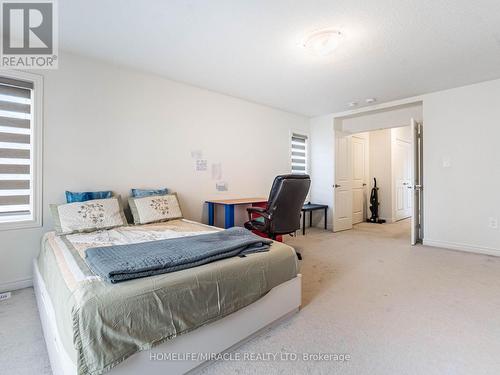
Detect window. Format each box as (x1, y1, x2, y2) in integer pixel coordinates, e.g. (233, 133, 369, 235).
(290, 132, 308, 174)
(0, 73, 42, 228)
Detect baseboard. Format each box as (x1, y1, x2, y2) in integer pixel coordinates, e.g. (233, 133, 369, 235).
(0, 277, 33, 293)
(423, 239, 500, 257)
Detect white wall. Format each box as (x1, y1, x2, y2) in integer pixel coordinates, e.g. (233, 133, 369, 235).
(310, 78, 500, 255)
(391, 125, 411, 144)
(423, 79, 500, 254)
(0, 52, 309, 291)
(309, 115, 334, 228)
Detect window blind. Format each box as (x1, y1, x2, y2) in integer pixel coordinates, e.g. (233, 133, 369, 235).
(291, 133, 308, 174)
(0, 77, 33, 222)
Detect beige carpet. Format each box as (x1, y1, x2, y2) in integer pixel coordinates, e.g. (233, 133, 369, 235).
(3, 220, 500, 374)
(0, 286, 51, 374)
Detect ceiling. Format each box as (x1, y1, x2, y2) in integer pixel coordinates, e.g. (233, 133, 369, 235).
(60, 0, 500, 117)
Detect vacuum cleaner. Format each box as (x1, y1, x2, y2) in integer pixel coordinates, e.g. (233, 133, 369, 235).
(367, 178, 386, 224)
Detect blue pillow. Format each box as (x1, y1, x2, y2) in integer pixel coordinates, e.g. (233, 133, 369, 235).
(131, 188, 168, 198)
(65, 190, 113, 203)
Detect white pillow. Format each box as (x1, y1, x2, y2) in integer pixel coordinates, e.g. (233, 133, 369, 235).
(50, 197, 127, 235)
(128, 193, 183, 225)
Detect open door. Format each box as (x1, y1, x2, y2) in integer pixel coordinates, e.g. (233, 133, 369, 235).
(410, 119, 423, 244)
(333, 132, 353, 232)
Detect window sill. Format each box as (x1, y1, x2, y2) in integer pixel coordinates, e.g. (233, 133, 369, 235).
(0, 218, 42, 232)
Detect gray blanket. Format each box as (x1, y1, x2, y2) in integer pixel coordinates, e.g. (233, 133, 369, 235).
(85, 227, 272, 283)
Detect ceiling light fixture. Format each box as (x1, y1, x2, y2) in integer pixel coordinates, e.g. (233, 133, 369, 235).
(365, 98, 377, 104)
(304, 29, 343, 57)
(348, 102, 358, 108)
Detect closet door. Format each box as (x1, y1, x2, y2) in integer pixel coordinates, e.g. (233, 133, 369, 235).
(394, 138, 412, 221)
(352, 135, 368, 224)
(333, 133, 352, 232)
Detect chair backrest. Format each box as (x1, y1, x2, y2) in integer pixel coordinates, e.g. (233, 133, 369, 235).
(266, 174, 311, 234)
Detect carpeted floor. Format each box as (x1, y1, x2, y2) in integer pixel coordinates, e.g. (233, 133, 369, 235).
(0, 285, 51, 374)
(3, 220, 500, 374)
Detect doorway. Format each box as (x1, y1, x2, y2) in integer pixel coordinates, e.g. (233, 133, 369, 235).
(333, 119, 423, 245)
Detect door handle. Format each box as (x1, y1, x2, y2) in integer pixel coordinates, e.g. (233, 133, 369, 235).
(333, 184, 341, 188)
(362, 183, 367, 186)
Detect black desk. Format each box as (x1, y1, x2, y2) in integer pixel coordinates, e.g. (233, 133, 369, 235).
(301, 203, 328, 235)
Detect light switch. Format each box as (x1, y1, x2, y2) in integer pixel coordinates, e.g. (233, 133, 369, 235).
(442, 157, 451, 168)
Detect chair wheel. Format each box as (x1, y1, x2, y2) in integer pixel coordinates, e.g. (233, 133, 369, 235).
(296, 252, 302, 260)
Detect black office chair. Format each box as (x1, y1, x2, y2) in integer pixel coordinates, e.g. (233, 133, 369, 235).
(244, 174, 311, 259)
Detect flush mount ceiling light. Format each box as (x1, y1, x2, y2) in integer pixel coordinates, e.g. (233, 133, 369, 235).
(304, 29, 343, 57)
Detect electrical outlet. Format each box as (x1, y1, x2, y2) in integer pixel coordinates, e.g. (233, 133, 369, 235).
(216, 181, 228, 192)
(0, 292, 11, 302)
(488, 217, 498, 229)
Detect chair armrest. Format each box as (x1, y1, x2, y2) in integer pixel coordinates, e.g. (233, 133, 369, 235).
(247, 207, 270, 221)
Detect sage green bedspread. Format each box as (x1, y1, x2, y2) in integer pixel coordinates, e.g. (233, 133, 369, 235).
(37, 220, 298, 375)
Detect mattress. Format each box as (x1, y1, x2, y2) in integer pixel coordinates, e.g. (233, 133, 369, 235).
(37, 219, 298, 375)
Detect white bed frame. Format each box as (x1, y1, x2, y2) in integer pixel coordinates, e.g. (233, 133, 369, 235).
(33, 260, 301, 375)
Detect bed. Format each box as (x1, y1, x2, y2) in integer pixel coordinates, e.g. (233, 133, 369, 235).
(33, 219, 301, 375)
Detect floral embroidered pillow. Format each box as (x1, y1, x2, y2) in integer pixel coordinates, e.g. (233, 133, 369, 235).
(128, 193, 183, 225)
(50, 197, 127, 235)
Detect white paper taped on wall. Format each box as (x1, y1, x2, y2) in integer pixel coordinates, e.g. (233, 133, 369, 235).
(196, 159, 208, 171)
(211, 163, 222, 180)
(216, 181, 228, 191)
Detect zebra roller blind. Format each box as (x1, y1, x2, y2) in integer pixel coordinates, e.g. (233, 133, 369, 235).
(291, 133, 308, 174)
(0, 77, 34, 222)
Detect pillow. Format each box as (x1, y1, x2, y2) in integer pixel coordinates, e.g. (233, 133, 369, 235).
(128, 193, 183, 225)
(131, 188, 168, 198)
(65, 190, 113, 203)
(51, 197, 127, 235)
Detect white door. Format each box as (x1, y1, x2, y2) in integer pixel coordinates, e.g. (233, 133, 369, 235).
(352, 135, 368, 224)
(394, 138, 412, 221)
(334, 133, 353, 232)
(410, 119, 423, 245)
